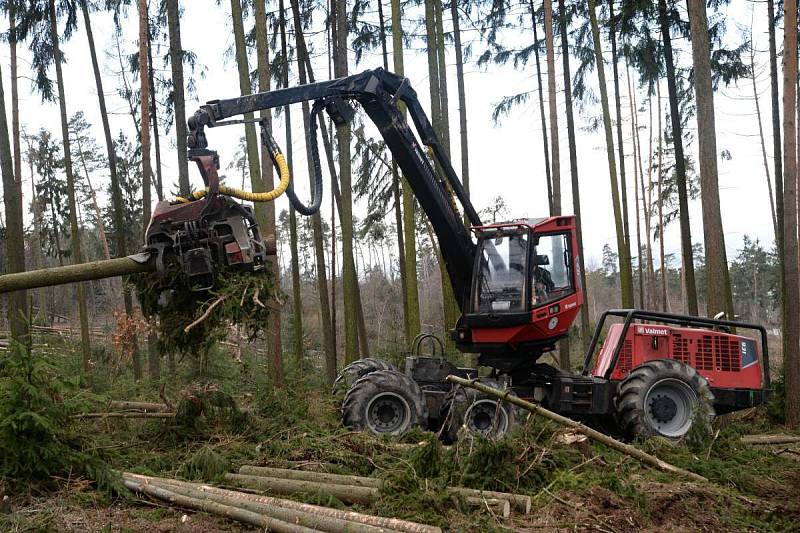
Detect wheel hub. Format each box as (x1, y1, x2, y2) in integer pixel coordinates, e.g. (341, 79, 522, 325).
(643, 378, 697, 438)
(649, 394, 678, 423)
(365, 392, 410, 434)
(465, 400, 508, 437)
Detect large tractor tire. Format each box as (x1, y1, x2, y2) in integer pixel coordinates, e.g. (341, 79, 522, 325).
(331, 357, 396, 396)
(342, 369, 428, 436)
(616, 359, 715, 441)
(440, 378, 519, 443)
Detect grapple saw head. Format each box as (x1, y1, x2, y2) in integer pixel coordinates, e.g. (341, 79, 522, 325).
(143, 150, 273, 291)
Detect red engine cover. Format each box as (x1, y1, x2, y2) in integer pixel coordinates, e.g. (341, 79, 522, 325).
(592, 323, 763, 390)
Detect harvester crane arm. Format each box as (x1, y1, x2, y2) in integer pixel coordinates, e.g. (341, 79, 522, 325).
(186, 68, 481, 311)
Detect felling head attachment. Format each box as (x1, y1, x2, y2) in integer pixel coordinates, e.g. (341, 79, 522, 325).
(143, 151, 270, 291)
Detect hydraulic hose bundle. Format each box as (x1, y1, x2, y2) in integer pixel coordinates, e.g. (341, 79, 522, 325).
(177, 105, 324, 218)
(284, 100, 324, 216)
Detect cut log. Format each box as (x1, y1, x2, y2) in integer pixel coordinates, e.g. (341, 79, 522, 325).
(149, 481, 389, 533)
(224, 473, 379, 504)
(280, 460, 340, 472)
(123, 478, 316, 533)
(124, 473, 441, 533)
(741, 435, 800, 445)
(239, 465, 381, 488)
(73, 412, 175, 419)
(447, 487, 530, 515)
(446, 375, 708, 483)
(464, 497, 510, 518)
(0, 254, 155, 295)
(109, 401, 169, 412)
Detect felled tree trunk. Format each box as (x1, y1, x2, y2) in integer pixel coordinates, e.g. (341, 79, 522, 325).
(0, 256, 154, 295)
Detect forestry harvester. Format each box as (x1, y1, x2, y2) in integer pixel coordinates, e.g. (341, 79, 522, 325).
(0, 69, 770, 442)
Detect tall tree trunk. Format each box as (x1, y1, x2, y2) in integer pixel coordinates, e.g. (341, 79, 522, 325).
(233, 0, 284, 383)
(588, 0, 633, 309)
(767, 0, 784, 303)
(686, 0, 734, 320)
(626, 63, 644, 308)
(229, 0, 264, 222)
(333, 0, 362, 362)
(541, 0, 569, 368)
(0, 64, 27, 345)
(607, 0, 631, 265)
(165, 0, 190, 197)
(451, 0, 470, 223)
(254, 0, 283, 383)
(781, 0, 800, 429)
(543, 0, 559, 217)
(638, 85, 656, 310)
(81, 0, 138, 368)
(558, 0, 590, 349)
(656, 83, 668, 312)
(290, 0, 336, 385)
(24, 138, 49, 323)
(433, 0, 460, 351)
(147, 28, 164, 202)
(138, 0, 159, 380)
(9, 5, 22, 204)
(74, 136, 111, 260)
(279, 0, 304, 368)
(391, 0, 420, 344)
(5, 5, 27, 345)
(330, 189, 337, 363)
(377, 0, 409, 343)
(298, 39, 369, 360)
(658, 0, 697, 315)
(49, 0, 91, 373)
(434, 0, 450, 155)
(750, 37, 779, 243)
(530, 1, 553, 215)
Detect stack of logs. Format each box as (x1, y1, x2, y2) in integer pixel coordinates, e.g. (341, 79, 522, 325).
(123, 463, 533, 531)
(225, 465, 532, 518)
(123, 472, 440, 532)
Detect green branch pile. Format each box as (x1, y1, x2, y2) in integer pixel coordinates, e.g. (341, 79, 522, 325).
(134, 262, 278, 356)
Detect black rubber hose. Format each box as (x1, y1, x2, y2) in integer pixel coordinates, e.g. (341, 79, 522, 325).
(285, 100, 324, 216)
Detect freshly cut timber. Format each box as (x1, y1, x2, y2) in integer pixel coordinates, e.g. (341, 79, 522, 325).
(440, 377, 519, 443)
(616, 359, 715, 440)
(125, 473, 441, 533)
(342, 369, 428, 435)
(332, 357, 396, 395)
(234, 464, 533, 514)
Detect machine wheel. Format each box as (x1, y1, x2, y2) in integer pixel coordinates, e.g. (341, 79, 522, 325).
(440, 378, 518, 443)
(331, 357, 396, 395)
(342, 369, 428, 436)
(616, 359, 715, 441)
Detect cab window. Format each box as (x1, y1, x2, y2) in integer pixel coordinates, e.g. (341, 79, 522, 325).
(532, 233, 572, 307)
(474, 232, 528, 313)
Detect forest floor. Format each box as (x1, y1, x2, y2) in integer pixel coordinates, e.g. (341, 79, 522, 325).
(2, 334, 800, 532)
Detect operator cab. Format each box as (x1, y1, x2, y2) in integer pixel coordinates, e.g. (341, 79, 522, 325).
(455, 216, 583, 365)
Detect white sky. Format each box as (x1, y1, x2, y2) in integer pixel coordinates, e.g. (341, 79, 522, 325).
(0, 0, 780, 268)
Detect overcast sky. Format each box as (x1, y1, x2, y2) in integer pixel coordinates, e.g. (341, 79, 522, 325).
(0, 0, 780, 269)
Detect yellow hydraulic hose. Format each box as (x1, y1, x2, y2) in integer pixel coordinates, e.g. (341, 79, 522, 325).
(176, 151, 290, 204)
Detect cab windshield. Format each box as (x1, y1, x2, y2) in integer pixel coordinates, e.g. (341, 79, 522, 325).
(474, 231, 528, 313)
